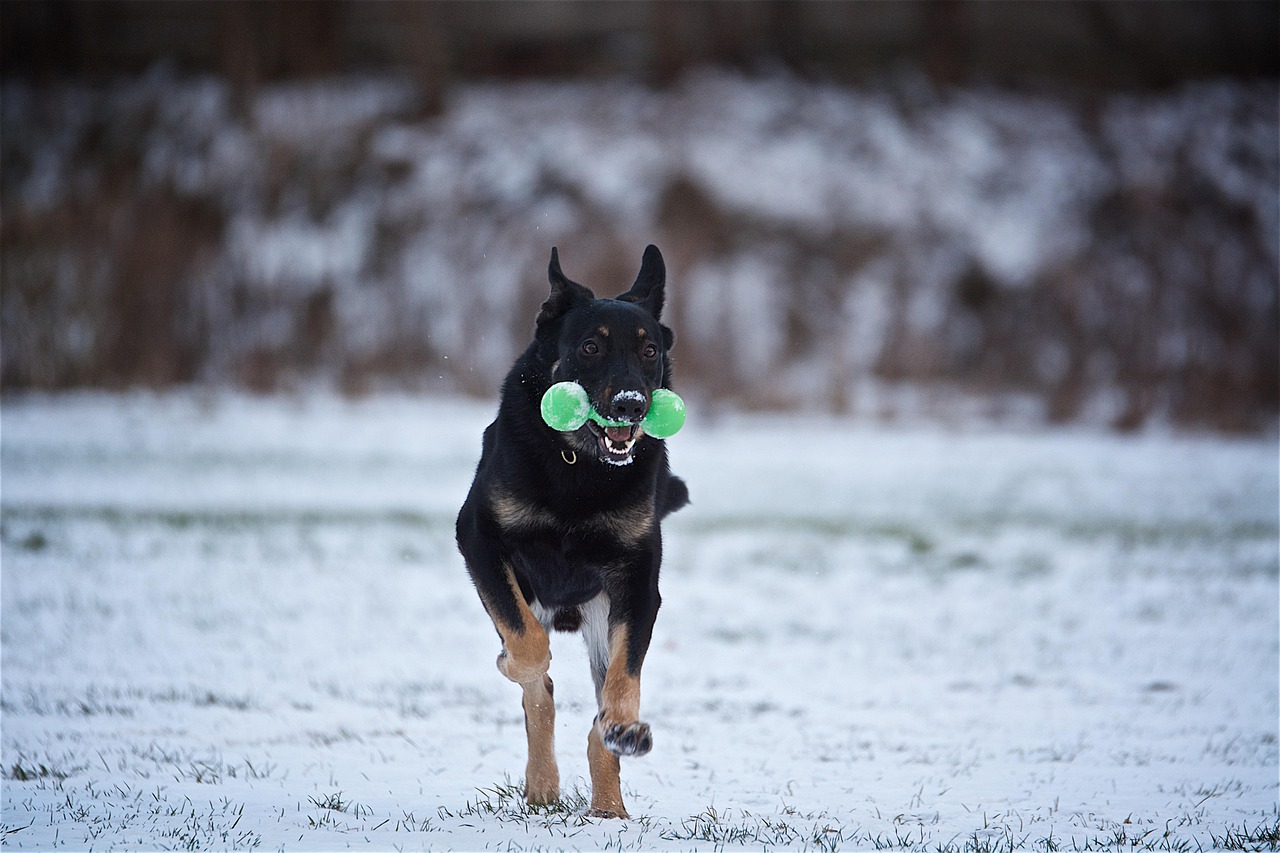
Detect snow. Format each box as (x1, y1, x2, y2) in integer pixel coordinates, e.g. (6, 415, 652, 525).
(2, 391, 1277, 850)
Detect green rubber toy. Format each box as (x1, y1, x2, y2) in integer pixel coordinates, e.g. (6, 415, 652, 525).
(641, 389, 686, 439)
(540, 381, 593, 431)
(541, 382, 686, 439)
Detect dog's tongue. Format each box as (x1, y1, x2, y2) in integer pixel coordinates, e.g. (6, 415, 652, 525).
(605, 426, 634, 444)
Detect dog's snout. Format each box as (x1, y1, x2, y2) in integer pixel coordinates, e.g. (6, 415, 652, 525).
(610, 391, 648, 423)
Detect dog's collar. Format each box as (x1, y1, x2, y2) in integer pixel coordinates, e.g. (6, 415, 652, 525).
(560, 450, 577, 465)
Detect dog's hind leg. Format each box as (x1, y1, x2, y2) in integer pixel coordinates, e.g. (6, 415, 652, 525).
(586, 725, 627, 819)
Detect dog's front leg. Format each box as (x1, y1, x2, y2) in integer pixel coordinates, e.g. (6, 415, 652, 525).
(470, 555, 559, 805)
(585, 578, 659, 818)
(585, 624, 647, 819)
(595, 622, 654, 758)
(517, 671, 559, 806)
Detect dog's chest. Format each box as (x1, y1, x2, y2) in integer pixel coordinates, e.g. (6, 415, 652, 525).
(489, 487, 655, 548)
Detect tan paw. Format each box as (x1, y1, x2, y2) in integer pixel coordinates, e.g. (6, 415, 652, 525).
(524, 776, 560, 807)
(586, 805, 630, 820)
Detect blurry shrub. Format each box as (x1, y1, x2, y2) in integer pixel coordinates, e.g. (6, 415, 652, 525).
(1, 69, 1275, 431)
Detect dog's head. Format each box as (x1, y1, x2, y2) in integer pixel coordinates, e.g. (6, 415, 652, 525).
(535, 245, 674, 467)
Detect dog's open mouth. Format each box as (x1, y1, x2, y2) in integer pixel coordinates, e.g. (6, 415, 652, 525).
(586, 422, 640, 465)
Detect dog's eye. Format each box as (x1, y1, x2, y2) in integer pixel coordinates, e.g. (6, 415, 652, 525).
(581, 340, 600, 356)
(642, 343, 659, 359)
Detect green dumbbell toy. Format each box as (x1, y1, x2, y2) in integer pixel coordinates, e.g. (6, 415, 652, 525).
(541, 382, 686, 439)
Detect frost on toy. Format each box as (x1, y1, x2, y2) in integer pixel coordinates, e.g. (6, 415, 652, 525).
(540, 381, 686, 439)
(540, 381, 593, 431)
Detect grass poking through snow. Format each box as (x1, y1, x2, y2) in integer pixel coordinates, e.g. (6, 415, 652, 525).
(2, 392, 1275, 850)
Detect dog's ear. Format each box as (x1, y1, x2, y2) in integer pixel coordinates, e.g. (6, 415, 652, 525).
(537, 247, 595, 328)
(618, 244, 665, 318)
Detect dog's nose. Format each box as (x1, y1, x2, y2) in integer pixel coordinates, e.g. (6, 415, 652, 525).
(609, 391, 648, 423)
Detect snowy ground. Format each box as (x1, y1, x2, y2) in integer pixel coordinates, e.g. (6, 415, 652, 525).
(1, 391, 1276, 851)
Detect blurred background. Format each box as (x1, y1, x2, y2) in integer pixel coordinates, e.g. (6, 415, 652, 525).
(2, 0, 1276, 432)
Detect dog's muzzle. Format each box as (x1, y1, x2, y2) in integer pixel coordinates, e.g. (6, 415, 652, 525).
(588, 391, 648, 466)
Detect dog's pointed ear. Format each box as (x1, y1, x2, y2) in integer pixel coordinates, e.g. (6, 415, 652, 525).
(537, 247, 594, 327)
(618, 244, 665, 318)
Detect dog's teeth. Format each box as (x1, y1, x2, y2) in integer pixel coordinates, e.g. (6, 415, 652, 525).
(607, 438, 634, 450)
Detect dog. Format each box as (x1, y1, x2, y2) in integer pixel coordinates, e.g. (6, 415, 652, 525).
(455, 244, 689, 819)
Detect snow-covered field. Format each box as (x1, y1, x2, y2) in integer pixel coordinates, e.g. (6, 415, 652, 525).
(2, 391, 1276, 851)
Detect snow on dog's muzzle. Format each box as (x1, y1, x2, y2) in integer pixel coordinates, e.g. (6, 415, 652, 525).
(589, 391, 646, 466)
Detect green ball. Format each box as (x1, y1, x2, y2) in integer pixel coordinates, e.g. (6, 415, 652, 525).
(541, 382, 591, 431)
(542, 382, 686, 439)
(642, 388, 686, 439)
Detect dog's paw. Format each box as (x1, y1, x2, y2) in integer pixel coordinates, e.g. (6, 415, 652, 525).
(587, 806, 630, 820)
(524, 778, 560, 807)
(601, 721, 652, 757)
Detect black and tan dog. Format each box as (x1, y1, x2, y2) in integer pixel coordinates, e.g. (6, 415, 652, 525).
(456, 245, 689, 818)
